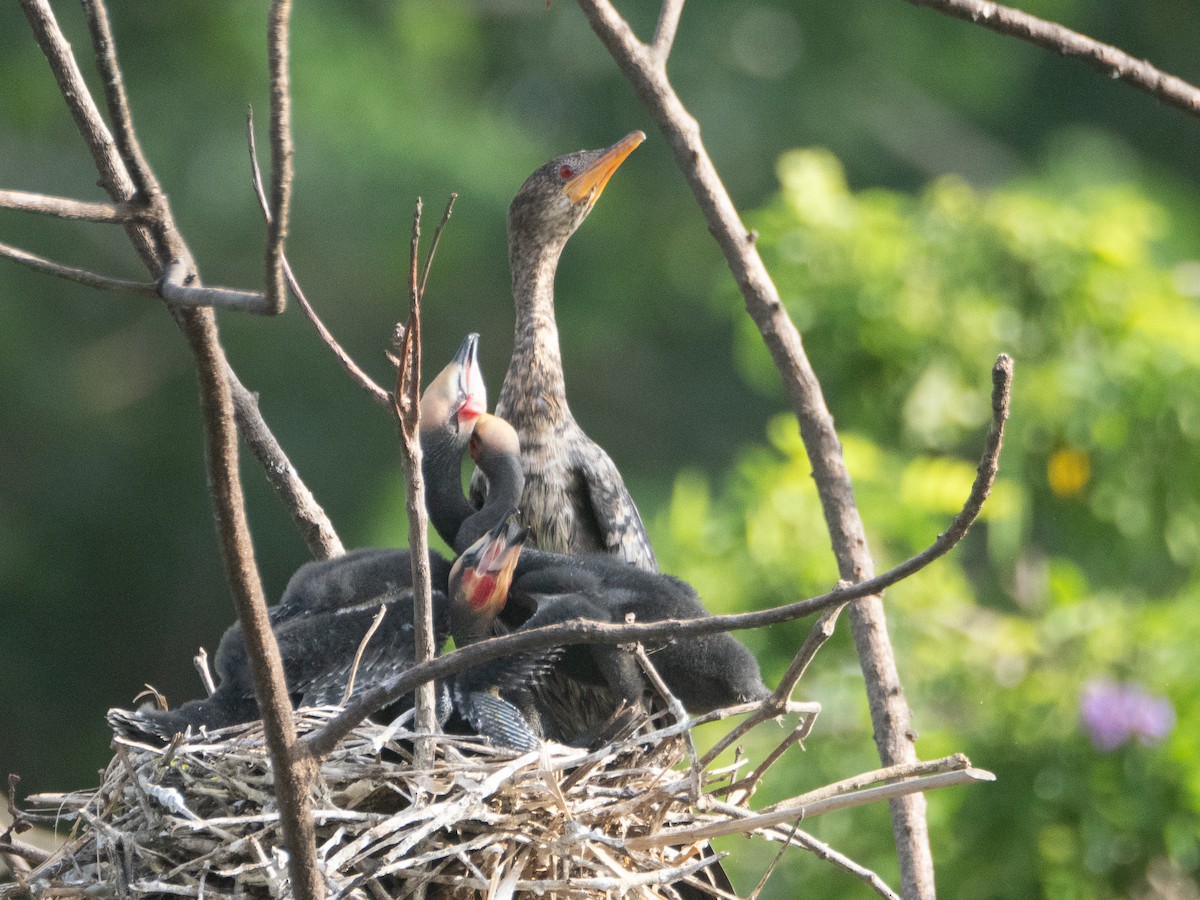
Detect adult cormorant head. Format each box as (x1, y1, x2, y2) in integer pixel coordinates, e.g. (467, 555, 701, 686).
(448, 510, 527, 646)
(419, 332, 486, 440)
(508, 131, 645, 257)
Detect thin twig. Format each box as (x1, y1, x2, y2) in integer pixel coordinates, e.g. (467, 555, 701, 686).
(0, 189, 136, 223)
(194, 648, 217, 697)
(245, 107, 390, 406)
(300, 356, 1011, 759)
(341, 604, 389, 706)
(0, 239, 159, 296)
(417, 194, 457, 301)
(265, 0, 292, 315)
(623, 767, 994, 850)
(904, 0, 1200, 119)
(227, 367, 345, 560)
(748, 823, 901, 900)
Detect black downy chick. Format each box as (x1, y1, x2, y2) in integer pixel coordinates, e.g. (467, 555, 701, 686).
(108, 335, 507, 741)
(446, 521, 770, 751)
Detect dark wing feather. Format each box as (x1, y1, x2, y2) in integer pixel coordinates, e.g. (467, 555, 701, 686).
(571, 438, 658, 572)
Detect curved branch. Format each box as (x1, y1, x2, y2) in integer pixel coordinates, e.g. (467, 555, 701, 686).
(0, 240, 158, 296)
(299, 355, 1011, 760)
(246, 108, 391, 406)
(904, 0, 1200, 119)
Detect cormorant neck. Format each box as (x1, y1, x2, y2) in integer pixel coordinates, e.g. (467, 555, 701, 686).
(423, 430, 474, 552)
(501, 234, 570, 417)
(457, 452, 524, 551)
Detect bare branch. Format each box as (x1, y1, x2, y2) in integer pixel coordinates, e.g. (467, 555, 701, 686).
(0, 189, 136, 223)
(341, 603, 388, 706)
(0, 837, 50, 868)
(300, 356, 1010, 759)
(0, 240, 158, 296)
(81, 0, 162, 210)
(265, 0, 293, 314)
(22, 5, 326, 896)
(575, 1, 941, 890)
(651, 0, 684, 60)
(158, 257, 273, 314)
(626, 766, 994, 850)
(394, 198, 439, 768)
(228, 367, 346, 560)
(417, 194, 457, 302)
(752, 826, 901, 900)
(246, 107, 391, 406)
(905, 0, 1200, 119)
(181, 307, 324, 900)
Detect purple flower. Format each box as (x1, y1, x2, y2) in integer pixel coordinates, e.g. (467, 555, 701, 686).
(1080, 679, 1175, 751)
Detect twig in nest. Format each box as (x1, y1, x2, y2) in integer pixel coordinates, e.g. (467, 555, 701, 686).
(341, 603, 388, 706)
(194, 648, 217, 697)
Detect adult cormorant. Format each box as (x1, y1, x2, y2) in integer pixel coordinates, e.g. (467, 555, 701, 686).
(107, 338, 523, 741)
(478, 131, 659, 572)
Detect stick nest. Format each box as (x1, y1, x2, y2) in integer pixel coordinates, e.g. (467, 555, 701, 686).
(11, 704, 800, 899)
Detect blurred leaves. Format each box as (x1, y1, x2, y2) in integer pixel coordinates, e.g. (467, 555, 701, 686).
(657, 142, 1200, 896)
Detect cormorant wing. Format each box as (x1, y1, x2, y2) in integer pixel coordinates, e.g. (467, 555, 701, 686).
(570, 440, 658, 572)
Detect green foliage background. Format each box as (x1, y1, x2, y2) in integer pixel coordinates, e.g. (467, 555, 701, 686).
(2, 2, 1199, 896)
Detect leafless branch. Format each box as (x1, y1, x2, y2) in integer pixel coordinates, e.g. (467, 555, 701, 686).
(574, 2, 941, 891)
(158, 257, 272, 313)
(181, 302, 324, 900)
(246, 107, 391, 406)
(0, 240, 159, 296)
(744, 820, 901, 900)
(227, 367, 345, 560)
(417, 194, 457, 301)
(19, 3, 326, 896)
(0, 837, 49, 868)
(265, 0, 293, 315)
(625, 765, 994, 850)
(904, 0, 1200, 119)
(0, 189, 136, 223)
(341, 604, 389, 706)
(394, 198, 439, 769)
(300, 355, 1010, 759)
(651, 0, 684, 59)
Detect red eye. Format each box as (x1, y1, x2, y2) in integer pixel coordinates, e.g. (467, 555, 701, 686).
(560, 164, 575, 179)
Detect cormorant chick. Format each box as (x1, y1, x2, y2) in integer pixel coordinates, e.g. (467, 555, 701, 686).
(108, 336, 509, 741)
(448, 523, 771, 751)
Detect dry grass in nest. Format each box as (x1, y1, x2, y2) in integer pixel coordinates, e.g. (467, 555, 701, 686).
(3, 699, 791, 899)
(3, 695, 987, 899)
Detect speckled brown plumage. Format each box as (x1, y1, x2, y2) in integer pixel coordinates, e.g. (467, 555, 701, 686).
(477, 132, 659, 572)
